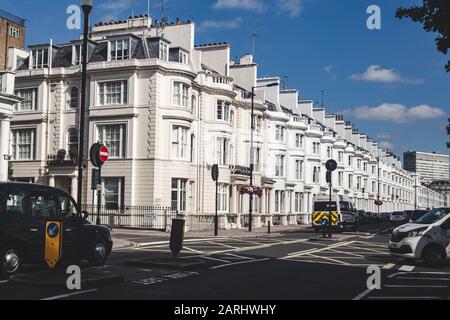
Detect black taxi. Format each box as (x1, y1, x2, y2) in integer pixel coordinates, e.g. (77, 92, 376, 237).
(0, 182, 113, 275)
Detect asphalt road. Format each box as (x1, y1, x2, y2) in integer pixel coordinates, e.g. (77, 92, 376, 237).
(0, 222, 449, 300)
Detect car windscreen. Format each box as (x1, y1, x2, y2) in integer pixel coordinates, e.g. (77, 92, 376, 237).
(415, 208, 450, 225)
(314, 202, 337, 211)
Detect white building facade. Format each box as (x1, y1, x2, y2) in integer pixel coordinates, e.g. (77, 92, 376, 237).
(4, 16, 446, 229)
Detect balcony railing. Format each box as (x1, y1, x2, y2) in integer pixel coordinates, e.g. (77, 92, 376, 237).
(47, 154, 77, 167)
(229, 165, 251, 176)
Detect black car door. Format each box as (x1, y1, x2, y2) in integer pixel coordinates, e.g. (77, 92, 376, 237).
(57, 193, 81, 261)
(27, 191, 58, 263)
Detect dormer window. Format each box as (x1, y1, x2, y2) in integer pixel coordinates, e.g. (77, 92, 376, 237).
(31, 48, 49, 69)
(159, 42, 169, 61)
(179, 51, 188, 64)
(109, 39, 130, 61)
(72, 45, 82, 65)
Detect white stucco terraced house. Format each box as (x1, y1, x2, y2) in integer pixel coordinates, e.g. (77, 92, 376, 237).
(3, 16, 446, 230)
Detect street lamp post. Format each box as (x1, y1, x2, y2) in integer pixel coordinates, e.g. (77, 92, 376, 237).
(249, 82, 279, 232)
(77, 0, 93, 207)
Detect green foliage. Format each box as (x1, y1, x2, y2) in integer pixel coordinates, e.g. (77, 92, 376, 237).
(396, 0, 450, 72)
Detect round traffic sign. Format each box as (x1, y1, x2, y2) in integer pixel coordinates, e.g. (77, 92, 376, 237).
(99, 145, 109, 163)
(47, 222, 60, 238)
(325, 159, 338, 172)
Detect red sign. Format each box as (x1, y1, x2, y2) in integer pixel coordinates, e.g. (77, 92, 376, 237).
(99, 146, 109, 163)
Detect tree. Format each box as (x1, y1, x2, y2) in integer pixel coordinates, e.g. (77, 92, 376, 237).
(396, 0, 450, 72)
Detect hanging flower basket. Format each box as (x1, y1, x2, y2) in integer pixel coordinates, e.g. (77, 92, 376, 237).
(239, 186, 263, 197)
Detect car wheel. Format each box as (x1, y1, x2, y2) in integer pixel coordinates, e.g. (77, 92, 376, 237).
(422, 245, 445, 267)
(1, 248, 23, 276)
(88, 238, 108, 267)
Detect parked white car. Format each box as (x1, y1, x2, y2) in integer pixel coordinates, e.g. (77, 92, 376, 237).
(389, 208, 450, 266)
(390, 211, 408, 224)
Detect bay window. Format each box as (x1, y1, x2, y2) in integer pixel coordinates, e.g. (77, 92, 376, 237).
(217, 137, 230, 166)
(275, 155, 285, 177)
(98, 80, 128, 106)
(171, 126, 188, 160)
(15, 88, 37, 111)
(217, 100, 230, 121)
(295, 160, 303, 180)
(171, 178, 187, 212)
(11, 129, 35, 160)
(97, 123, 127, 158)
(173, 82, 189, 107)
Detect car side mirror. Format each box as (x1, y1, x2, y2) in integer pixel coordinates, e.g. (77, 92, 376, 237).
(81, 211, 89, 219)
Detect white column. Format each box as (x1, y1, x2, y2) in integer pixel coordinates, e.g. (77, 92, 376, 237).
(71, 175, 78, 202)
(0, 117, 11, 182)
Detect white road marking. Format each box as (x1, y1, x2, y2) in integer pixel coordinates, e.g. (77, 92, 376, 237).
(183, 246, 206, 254)
(396, 277, 450, 281)
(282, 241, 355, 259)
(352, 288, 373, 300)
(383, 263, 396, 270)
(225, 253, 254, 260)
(399, 265, 415, 272)
(307, 254, 349, 265)
(41, 289, 99, 300)
(210, 258, 270, 270)
(0, 280, 9, 284)
(388, 271, 450, 279)
(200, 256, 230, 263)
(208, 241, 238, 249)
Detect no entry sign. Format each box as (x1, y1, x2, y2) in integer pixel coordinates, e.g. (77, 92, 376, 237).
(99, 145, 109, 163)
(90, 143, 109, 167)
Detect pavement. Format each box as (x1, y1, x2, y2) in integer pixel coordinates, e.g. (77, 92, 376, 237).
(1, 221, 449, 300)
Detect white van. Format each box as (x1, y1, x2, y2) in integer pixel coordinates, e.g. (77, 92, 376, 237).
(312, 195, 356, 232)
(389, 207, 450, 265)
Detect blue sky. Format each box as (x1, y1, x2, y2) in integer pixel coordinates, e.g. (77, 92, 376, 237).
(3, 0, 450, 157)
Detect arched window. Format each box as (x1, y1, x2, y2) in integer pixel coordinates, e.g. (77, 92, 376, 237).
(67, 127, 79, 156)
(191, 95, 197, 116)
(69, 87, 79, 109)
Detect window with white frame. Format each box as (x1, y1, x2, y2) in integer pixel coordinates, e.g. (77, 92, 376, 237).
(372, 181, 376, 193)
(217, 100, 230, 121)
(31, 48, 49, 69)
(72, 45, 82, 65)
(338, 171, 344, 187)
(312, 166, 320, 183)
(190, 134, 195, 163)
(294, 192, 302, 212)
(9, 27, 20, 38)
(102, 177, 124, 209)
(312, 142, 320, 155)
(252, 147, 261, 172)
(11, 129, 35, 160)
(173, 82, 189, 107)
(275, 125, 285, 142)
(363, 162, 367, 172)
(295, 133, 304, 148)
(171, 126, 188, 160)
(275, 190, 285, 213)
(97, 123, 127, 158)
(327, 146, 333, 158)
(217, 184, 229, 213)
(348, 155, 353, 166)
(159, 42, 169, 61)
(171, 178, 187, 212)
(357, 176, 362, 190)
(98, 80, 128, 106)
(67, 128, 78, 154)
(295, 159, 303, 180)
(109, 39, 130, 61)
(69, 87, 79, 109)
(348, 174, 353, 189)
(179, 51, 188, 64)
(191, 95, 197, 115)
(275, 154, 285, 177)
(15, 88, 37, 111)
(216, 137, 230, 166)
(338, 151, 344, 163)
(357, 159, 362, 170)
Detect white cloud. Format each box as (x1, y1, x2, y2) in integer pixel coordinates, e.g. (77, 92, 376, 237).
(379, 141, 395, 151)
(376, 133, 393, 140)
(278, 0, 302, 17)
(198, 17, 243, 31)
(213, 0, 266, 13)
(323, 65, 337, 79)
(98, 1, 130, 11)
(343, 103, 446, 123)
(350, 65, 424, 85)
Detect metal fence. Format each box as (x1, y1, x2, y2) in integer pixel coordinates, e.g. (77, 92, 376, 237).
(81, 205, 178, 231)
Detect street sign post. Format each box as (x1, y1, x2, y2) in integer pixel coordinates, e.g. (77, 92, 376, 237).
(325, 160, 338, 238)
(212, 164, 219, 236)
(89, 144, 109, 225)
(44, 221, 62, 270)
